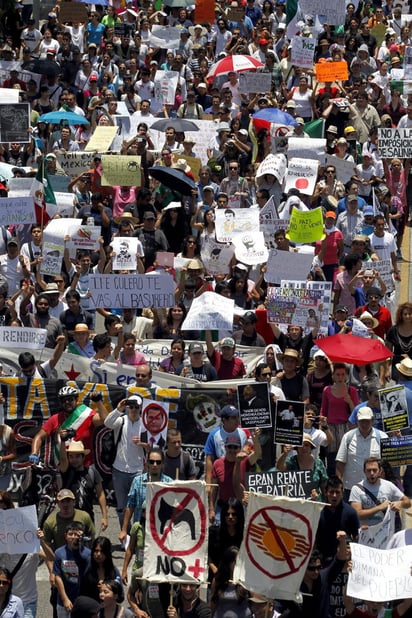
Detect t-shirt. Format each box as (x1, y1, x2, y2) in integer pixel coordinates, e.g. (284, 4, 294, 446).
(53, 544, 91, 606)
(41, 408, 96, 466)
(349, 478, 403, 525)
(61, 465, 102, 520)
(209, 350, 246, 380)
(43, 509, 95, 550)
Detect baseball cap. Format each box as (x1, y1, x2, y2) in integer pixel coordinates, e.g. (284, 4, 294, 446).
(57, 489, 75, 501)
(127, 394, 143, 405)
(241, 311, 257, 324)
(143, 211, 155, 219)
(357, 406, 374, 421)
(221, 337, 235, 348)
(325, 211, 336, 219)
(189, 342, 204, 354)
(221, 405, 239, 418)
(225, 431, 242, 446)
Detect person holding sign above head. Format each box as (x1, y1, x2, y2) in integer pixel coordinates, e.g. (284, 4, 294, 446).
(205, 332, 246, 380)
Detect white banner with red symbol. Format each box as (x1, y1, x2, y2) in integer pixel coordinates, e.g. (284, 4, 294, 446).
(233, 493, 323, 600)
(143, 481, 209, 583)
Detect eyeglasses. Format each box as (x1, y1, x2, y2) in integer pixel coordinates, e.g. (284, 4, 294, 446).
(226, 445, 240, 450)
(261, 372, 272, 377)
(54, 279, 64, 283)
(148, 459, 161, 465)
(229, 167, 238, 170)
(136, 373, 149, 378)
(326, 170, 335, 174)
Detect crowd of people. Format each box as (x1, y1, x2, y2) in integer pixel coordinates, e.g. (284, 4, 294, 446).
(1, 0, 412, 616)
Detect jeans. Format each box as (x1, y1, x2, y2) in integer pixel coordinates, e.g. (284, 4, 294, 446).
(112, 468, 137, 527)
(23, 601, 37, 618)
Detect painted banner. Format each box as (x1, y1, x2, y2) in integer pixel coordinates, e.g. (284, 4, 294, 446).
(0, 197, 35, 226)
(85, 126, 118, 153)
(238, 72, 272, 94)
(101, 155, 141, 187)
(0, 104, 30, 143)
(378, 127, 412, 158)
(266, 286, 324, 331)
(379, 385, 409, 432)
(233, 494, 324, 600)
(284, 157, 319, 196)
(380, 435, 412, 466)
(233, 231, 269, 266)
(358, 507, 395, 549)
(181, 292, 234, 331)
(265, 249, 314, 285)
(143, 481, 209, 583)
(291, 36, 316, 69)
(55, 151, 94, 176)
(287, 207, 325, 243)
(287, 137, 326, 164)
(247, 471, 317, 499)
(214, 209, 259, 243)
(0, 505, 40, 554)
(112, 237, 139, 271)
(88, 273, 175, 309)
(274, 400, 305, 446)
(237, 383, 272, 429)
(348, 543, 412, 602)
(0, 327, 47, 350)
(315, 61, 349, 82)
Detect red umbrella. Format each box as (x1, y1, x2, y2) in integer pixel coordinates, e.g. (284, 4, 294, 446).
(314, 334, 393, 366)
(207, 55, 264, 79)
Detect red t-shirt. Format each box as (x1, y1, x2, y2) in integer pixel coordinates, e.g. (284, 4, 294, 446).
(210, 350, 246, 380)
(212, 456, 251, 502)
(42, 409, 96, 465)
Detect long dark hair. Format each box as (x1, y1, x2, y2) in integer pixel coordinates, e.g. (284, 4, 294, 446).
(90, 536, 117, 579)
(219, 498, 245, 547)
(211, 546, 241, 603)
(0, 567, 12, 607)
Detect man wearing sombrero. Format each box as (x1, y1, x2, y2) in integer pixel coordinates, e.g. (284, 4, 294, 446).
(275, 348, 310, 403)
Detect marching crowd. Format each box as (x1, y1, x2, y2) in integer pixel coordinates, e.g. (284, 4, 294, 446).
(1, 0, 412, 616)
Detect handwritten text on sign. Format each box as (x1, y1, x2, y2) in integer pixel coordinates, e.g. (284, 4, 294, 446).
(88, 274, 175, 309)
(0, 197, 35, 225)
(0, 504, 40, 554)
(378, 127, 412, 158)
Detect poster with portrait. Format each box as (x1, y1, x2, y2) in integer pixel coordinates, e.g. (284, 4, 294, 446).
(0, 103, 30, 143)
(274, 399, 305, 446)
(141, 398, 169, 449)
(237, 382, 272, 429)
(111, 237, 138, 271)
(379, 385, 409, 432)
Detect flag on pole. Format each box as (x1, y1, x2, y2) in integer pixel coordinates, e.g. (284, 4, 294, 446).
(304, 118, 324, 138)
(286, 0, 300, 39)
(30, 162, 57, 224)
(233, 494, 324, 601)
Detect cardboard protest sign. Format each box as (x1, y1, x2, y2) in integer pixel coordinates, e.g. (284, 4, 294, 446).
(291, 36, 316, 69)
(176, 155, 202, 180)
(233, 231, 268, 266)
(370, 22, 386, 46)
(379, 384, 409, 432)
(50, 192, 75, 217)
(358, 508, 395, 549)
(274, 399, 304, 446)
(378, 127, 412, 158)
(141, 398, 169, 448)
(200, 237, 234, 276)
(315, 61, 348, 82)
(0, 197, 35, 226)
(0, 327, 47, 350)
(181, 292, 234, 331)
(154, 71, 180, 106)
(237, 383, 271, 429)
(143, 481, 208, 583)
(111, 237, 139, 271)
(269, 123, 290, 154)
(85, 126, 118, 152)
(404, 45, 412, 80)
(299, 0, 345, 24)
(48, 175, 70, 193)
(325, 154, 356, 184)
(238, 72, 272, 94)
(0, 505, 40, 554)
(247, 470, 317, 499)
(182, 120, 219, 165)
(56, 151, 94, 176)
(348, 543, 412, 602)
(0, 104, 30, 143)
(361, 259, 394, 294)
(287, 137, 326, 164)
(381, 435, 412, 466)
(266, 285, 324, 332)
(281, 280, 332, 336)
(284, 157, 319, 196)
(59, 1, 88, 22)
(101, 155, 141, 186)
(286, 207, 324, 243)
(88, 273, 175, 309)
(215, 208, 259, 243)
(66, 224, 101, 255)
(256, 153, 287, 183)
(265, 249, 314, 285)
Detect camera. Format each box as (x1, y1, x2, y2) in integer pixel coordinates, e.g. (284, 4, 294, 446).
(65, 428, 76, 440)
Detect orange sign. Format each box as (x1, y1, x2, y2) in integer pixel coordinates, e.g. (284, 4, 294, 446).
(194, 0, 216, 23)
(315, 61, 349, 83)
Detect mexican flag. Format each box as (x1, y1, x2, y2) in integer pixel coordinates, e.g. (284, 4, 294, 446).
(30, 161, 57, 225)
(286, 0, 300, 38)
(304, 118, 325, 138)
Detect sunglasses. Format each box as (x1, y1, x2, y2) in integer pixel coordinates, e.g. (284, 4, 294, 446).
(226, 445, 240, 450)
(0, 581, 10, 586)
(148, 459, 161, 465)
(261, 372, 272, 377)
(307, 565, 321, 572)
(136, 373, 149, 378)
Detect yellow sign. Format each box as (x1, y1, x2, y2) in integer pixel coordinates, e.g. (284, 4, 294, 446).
(315, 61, 349, 83)
(176, 155, 202, 180)
(101, 155, 141, 186)
(286, 207, 325, 243)
(85, 126, 118, 152)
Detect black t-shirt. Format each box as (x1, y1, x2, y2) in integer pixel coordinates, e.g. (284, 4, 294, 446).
(61, 465, 101, 520)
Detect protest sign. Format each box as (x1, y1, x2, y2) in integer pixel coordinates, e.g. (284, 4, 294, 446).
(65, 224, 101, 256)
(227, 6, 245, 20)
(0, 197, 35, 226)
(143, 481, 208, 583)
(371, 23, 387, 46)
(281, 280, 332, 335)
(48, 175, 70, 193)
(50, 192, 75, 217)
(85, 126, 118, 152)
(88, 273, 175, 309)
(0, 104, 30, 143)
(200, 237, 234, 276)
(284, 157, 319, 196)
(0, 164, 31, 183)
(404, 45, 412, 80)
(269, 123, 290, 154)
(325, 154, 356, 184)
(381, 435, 412, 466)
(56, 151, 94, 176)
(181, 292, 234, 331)
(0, 65, 41, 89)
(274, 399, 304, 446)
(358, 508, 395, 549)
(291, 36, 316, 69)
(101, 155, 141, 186)
(266, 285, 324, 332)
(255, 154, 287, 183)
(287, 207, 324, 243)
(237, 383, 271, 429)
(379, 384, 409, 432)
(215, 209, 259, 243)
(40, 239, 64, 277)
(112, 237, 139, 271)
(182, 120, 219, 165)
(142, 398, 169, 448)
(176, 155, 202, 180)
(156, 252, 174, 269)
(287, 137, 326, 164)
(234, 494, 323, 600)
(348, 543, 412, 602)
(315, 61, 348, 82)
(59, 1, 88, 22)
(149, 25, 181, 49)
(194, 0, 216, 21)
(0, 505, 39, 554)
(238, 72, 272, 94)
(0, 327, 47, 350)
(265, 249, 314, 285)
(361, 260, 393, 294)
(233, 231, 268, 266)
(299, 0, 346, 24)
(154, 71, 180, 106)
(0, 88, 19, 103)
(247, 470, 317, 499)
(378, 127, 412, 158)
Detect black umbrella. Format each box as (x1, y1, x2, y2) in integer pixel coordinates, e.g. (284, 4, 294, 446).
(22, 59, 61, 76)
(150, 118, 200, 132)
(148, 166, 196, 196)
